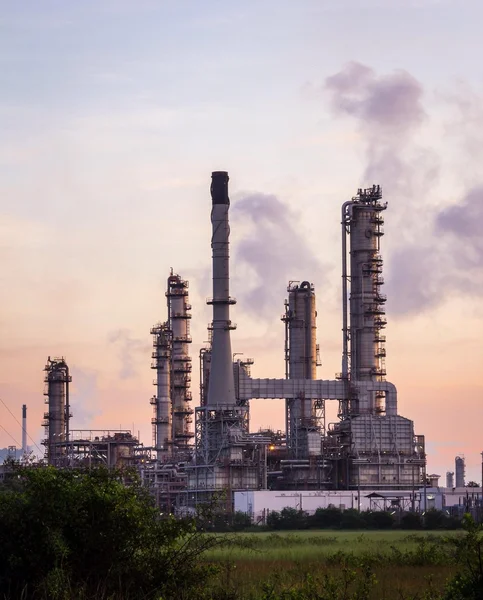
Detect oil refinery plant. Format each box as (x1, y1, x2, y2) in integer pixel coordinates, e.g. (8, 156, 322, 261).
(37, 171, 430, 513)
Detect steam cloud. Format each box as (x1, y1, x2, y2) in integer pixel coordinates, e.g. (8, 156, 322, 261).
(324, 61, 437, 189)
(70, 367, 102, 426)
(324, 62, 483, 315)
(108, 329, 149, 379)
(231, 193, 324, 319)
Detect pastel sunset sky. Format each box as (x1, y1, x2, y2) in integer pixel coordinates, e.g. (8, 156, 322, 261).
(1, 0, 482, 482)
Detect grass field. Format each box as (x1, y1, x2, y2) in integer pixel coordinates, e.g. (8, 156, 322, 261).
(202, 530, 461, 599)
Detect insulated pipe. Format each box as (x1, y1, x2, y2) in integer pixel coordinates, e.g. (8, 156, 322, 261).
(354, 380, 397, 416)
(206, 171, 237, 406)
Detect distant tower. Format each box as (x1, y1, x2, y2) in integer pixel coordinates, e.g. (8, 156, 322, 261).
(42, 357, 71, 466)
(455, 456, 465, 487)
(166, 272, 194, 448)
(281, 281, 323, 458)
(21, 404, 27, 454)
(150, 323, 172, 460)
(446, 471, 454, 488)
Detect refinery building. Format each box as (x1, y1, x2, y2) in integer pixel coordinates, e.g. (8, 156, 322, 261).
(36, 171, 434, 514)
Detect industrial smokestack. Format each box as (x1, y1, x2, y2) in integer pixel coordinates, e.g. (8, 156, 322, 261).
(22, 404, 27, 454)
(206, 171, 237, 406)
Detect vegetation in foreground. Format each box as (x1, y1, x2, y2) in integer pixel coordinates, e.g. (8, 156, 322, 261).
(0, 465, 219, 599)
(0, 465, 482, 599)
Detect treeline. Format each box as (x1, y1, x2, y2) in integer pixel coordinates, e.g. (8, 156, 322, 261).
(207, 506, 463, 532)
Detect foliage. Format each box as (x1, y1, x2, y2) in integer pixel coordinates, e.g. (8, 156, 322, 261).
(340, 509, 367, 530)
(259, 507, 459, 532)
(424, 508, 451, 530)
(443, 514, 483, 600)
(401, 511, 423, 529)
(311, 506, 343, 529)
(257, 562, 377, 600)
(267, 508, 309, 530)
(363, 510, 394, 529)
(0, 465, 220, 600)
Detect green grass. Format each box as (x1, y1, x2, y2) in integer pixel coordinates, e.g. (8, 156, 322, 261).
(204, 529, 460, 561)
(201, 530, 461, 599)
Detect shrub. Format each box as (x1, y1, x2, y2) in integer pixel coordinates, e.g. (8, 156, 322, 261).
(0, 465, 219, 599)
(443, 514, 483, 599)
(340, 508, 367, 529)
(363, 510, 395, 529)
(424, 508, 449, 529)
(310, 506, 343, 529)
(401, 511, 423, 529)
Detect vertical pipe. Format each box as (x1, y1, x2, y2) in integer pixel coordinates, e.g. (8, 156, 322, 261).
(21, 404, 27, 454)
(341, 201, 352, 378)
(65, 364, 70, 447)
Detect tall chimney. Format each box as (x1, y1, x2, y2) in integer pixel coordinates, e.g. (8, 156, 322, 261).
(22, 404, 27, 454)
(206, 171, 237, 406)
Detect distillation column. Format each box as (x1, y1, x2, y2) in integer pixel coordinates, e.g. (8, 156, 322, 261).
(42, 357, 71, 466)
(150, 323, 172, 460)
(343, 186, 387, 415)
(335, 186, 425, 489)
(167, 273, 194, 449)
(282, 281, 322, 457)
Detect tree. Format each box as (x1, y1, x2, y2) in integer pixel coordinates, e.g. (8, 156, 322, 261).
(400, 511, 423, 530)
(443, 514, 483, 600)
(0, 465, 219, 600)
(340, 508, 367, 529)
(424, 508, 448, 530)
(311, 506, 343, 529)
(363, 510, 395, 529)
(467, 481, 480, 488)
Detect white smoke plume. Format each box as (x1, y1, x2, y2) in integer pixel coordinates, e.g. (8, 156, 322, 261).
(324, 62, 445, 315)
(324, 61, 438, 191)
(231, 193, 325, 320)
(108, 329, 150, 379)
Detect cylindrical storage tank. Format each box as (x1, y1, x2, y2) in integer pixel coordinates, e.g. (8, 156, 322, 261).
(455, 456, 465, 487)
(446, 471, 454, 488)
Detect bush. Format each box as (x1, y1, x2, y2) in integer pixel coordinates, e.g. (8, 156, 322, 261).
(443, 515, 483, 599)
(401, 511, 423, 529)
(310, 506, 343, 529)
(340, 508, 367, 529)
(363, 510, 395, 529)
(0, 465, 219, 599)
(424, 508, 449, 529)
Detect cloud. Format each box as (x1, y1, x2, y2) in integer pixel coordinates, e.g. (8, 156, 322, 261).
(108, 329, 150, 379)
(69, 367, 102, 428)
(231, 193, 324, 319)
(323, 62, 446, 316)
(385, 186, 483, 315)
(324, 61, 438, 191)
